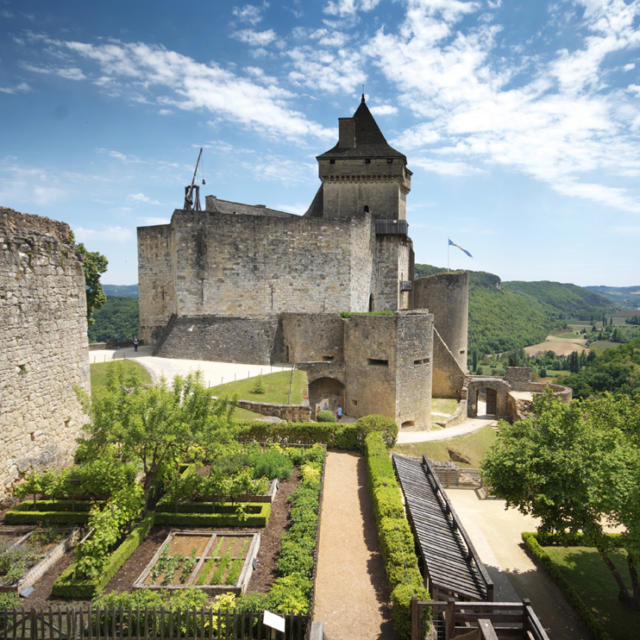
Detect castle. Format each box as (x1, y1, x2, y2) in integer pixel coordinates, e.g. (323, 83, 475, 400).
(138, 97, 469, 427)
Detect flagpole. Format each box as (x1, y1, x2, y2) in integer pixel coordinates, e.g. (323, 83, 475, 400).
(447, 239, 450, 271)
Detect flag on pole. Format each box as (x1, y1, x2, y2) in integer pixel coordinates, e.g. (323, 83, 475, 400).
(448, 238, 472, 258)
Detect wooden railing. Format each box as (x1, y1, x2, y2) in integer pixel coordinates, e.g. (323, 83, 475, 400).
(421, 456, 494, 601)
(0, 606, 309, 640)
(411, 598, 550, 640)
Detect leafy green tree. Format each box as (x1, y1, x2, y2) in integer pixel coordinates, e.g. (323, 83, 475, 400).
(70, 232, 108, 324)
(77, 364, 237, 511)
(482, 390, 640, 608)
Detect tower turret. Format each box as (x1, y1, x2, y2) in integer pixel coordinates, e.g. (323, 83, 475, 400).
(307, 96, 412, 220)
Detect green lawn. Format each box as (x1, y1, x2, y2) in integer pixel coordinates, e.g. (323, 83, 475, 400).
(90, 360, 152, 392)
(431, 398, 459, 415)
(208, 369, 308, 405)
(393, 425, 497, 468)
(589, 340, 618, 355)
(543, 546, 639, 639)
(232, 406, 268, 422)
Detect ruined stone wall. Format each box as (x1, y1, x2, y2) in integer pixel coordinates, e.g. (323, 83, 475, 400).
(0, 208, 89, 500)
(504, 366, 532, 390)
(154, 315, 284, 365)
(137, 224, 175, 344)
(432, 329, 466, 398)
(412, 271, 469, 370)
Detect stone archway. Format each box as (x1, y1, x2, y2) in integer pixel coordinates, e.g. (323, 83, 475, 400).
(467, 377, 511, 419)
(309, 377, 345, 417)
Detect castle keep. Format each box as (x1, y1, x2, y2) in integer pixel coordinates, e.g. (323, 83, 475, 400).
(0, 208, 90, 499)
(138, 98, 469, 427)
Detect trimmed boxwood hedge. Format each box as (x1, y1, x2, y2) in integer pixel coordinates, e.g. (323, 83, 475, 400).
(52, 514, 155, 599)
(521, 532, 614, 640)
(237, 414, 397, 451)
(364, 432, 430, 639)
(154, 503, 270, 527)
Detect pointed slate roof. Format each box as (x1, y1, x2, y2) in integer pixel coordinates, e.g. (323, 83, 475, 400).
(317, 95, 406, 160)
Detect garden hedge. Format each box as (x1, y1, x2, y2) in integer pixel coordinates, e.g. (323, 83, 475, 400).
(237, 414, 397, 451)
(364, 432, 430, 639)
(5, 500, 94, 525)
(154, 503, 271, 527)
(52, 514, 155, 599)
(521, 532, 613, 640)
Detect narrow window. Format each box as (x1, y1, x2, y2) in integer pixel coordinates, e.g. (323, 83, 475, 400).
(352, 399, 358, 406)
(368, 358, 388, 366)
(322, 355, 334, 362)
(330, 159, 335, 164)
(387, 158, 393, 164)
(364, 158, 371, 164)
(413, 357, 430, 365)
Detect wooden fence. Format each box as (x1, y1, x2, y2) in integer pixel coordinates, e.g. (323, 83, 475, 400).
(411, 598, 550, 640)
(0, 607, 309, 640)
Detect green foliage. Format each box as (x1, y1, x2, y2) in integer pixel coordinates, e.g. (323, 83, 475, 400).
(73, 486, 144, 580)
(249, 375, 266, 394)
(364, 432, 431, 638)
(483, 390, 640, 607)
(0, 592, 19, 608)
(208, 369, 307, 405)
(356, 414, 398, 447)
(558, 337, 640, 398)
(316, 409, 336, 422)
(71, 234, 108, 325)
(88, 296, 139, 343)
(154, 503, 270, 527)
(4, 507, 89, 526)
(78, 367, 237, 510)
(522, 533, 614, 640)
(89, 360, 152, 392)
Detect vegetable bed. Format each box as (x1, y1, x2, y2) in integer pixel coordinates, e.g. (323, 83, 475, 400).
(134, 531, 259, 595)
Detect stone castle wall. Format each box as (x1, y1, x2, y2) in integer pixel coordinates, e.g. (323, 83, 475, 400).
(0, 207, 89, 500)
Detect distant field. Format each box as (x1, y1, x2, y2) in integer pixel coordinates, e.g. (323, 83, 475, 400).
(524, 337, 589, 357)
(589, 340, 619, 355)
(393, 425, 497, 468)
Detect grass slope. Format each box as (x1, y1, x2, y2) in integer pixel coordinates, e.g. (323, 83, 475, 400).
(208, 369, 308, 405)
(543, 545, 635, 640)
(90, 361, 152, 392)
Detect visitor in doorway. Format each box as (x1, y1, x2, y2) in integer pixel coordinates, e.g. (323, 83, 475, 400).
(133, 337, 139, 352)
(336, 406, 343, 421)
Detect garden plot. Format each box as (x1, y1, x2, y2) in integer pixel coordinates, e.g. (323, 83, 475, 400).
(0, 526, 81, 592)
(134, 531, 259, 594)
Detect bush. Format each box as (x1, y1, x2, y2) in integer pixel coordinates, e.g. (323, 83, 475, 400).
(364, 431, 430, 639)
(250, 376, 266, 394)
(316, 410, 336, 422)
(357, 414, 398, 448)
(154, 504, 270, 527)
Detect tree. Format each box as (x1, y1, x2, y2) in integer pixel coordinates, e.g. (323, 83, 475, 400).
(77, 364, 237, 511)
(70, 232, 108, 324)
(482, 390, 640, 608)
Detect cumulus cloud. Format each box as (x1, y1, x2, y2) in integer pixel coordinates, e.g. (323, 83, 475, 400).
(232, 3, 268, 25)
(29, 36, 332, 141)
(75, 225, 134, 243)
(370, 104, 398, 116)
(232, 29, 277, 47)
(0, 81, 30, 94)
(129, 192, 162, 205)
(324, 0, 381, 16)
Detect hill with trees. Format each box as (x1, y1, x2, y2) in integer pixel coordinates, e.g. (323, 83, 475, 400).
(586, 285, 640, 308)
(88, 296, 139, 343)
(415, 264, 615, 359)
(102, 284, 138, 297)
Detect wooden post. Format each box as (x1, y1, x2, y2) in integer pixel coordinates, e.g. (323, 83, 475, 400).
(445, 598, 456, 640)
(522, 598, 531, 631)
(410, 596, 419, 640)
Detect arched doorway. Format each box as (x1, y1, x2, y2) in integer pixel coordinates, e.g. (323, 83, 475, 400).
(309, 377, 345, 418)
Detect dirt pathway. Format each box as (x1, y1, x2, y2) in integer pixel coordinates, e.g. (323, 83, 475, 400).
(314, 452, 394, 640)
(446, 489, 591, 640)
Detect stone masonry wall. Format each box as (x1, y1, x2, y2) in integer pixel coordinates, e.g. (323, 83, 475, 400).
(172, 210, 374, 318)
(280, 313, 344, 363)
(0, 207, 89, 500)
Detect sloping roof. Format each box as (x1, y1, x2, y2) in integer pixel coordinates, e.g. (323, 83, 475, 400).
(393, 454, 492, 601)
(318, 95, 406, 160)
(204, 197, 298, 219)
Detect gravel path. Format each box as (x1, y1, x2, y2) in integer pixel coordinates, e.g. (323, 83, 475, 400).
(396, 416, 496, 443)
(314, 452, 395, 640)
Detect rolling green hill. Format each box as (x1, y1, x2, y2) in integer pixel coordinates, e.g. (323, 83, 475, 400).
(415, 265, 615, 358)
(586, 285, 640, 309)
(88, 296, 139, 343)
(102, 284, 138, 297)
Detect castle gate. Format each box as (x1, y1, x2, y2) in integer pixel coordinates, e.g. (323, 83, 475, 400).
(309, 377, 345, 417)
(466, 377, 511, 420)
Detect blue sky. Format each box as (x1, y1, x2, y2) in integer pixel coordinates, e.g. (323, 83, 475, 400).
(1, 0, 639, 286)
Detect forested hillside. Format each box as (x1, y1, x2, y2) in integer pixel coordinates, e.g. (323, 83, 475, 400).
(415, 264, 615, 358)
(586, 285, 640, 308)
(557, 337, 640, 398)
(88, 296, 139, 343)
(102, 284, 138, 297)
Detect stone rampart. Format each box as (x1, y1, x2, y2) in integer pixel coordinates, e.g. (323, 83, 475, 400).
(154, 315, 284, 365)
(0, 207, 89, 500)
(236, 400, 312, 422)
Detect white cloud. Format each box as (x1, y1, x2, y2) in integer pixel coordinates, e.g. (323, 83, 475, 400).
(623, 62, 635, 71)
(232, 3, 268, 25)
(232, 29, 277, 47)
(324, 0, 381, 16)
(288, 46, 366, 93)
(0, 81, 30, 94)
(412, 156, 482, 176)
(139, 216, 171, 226)
(370, 104, 398, 116)
(32, 36, 332, 141)
(129, 192, 162, 205)
(23, 63, 86, 80)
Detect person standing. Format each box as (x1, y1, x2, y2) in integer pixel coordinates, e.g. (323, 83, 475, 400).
(336, 406, 343, 421)
(133, 337, 139, 352)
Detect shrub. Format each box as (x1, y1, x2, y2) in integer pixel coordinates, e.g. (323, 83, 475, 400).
(364, 431, 431, 639)
(250, 376, 266, 394)
(356, 414, 398, 448)
(316, 410, 336, 422)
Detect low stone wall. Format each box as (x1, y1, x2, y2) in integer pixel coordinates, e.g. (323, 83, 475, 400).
(237, 399, 312, 422)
